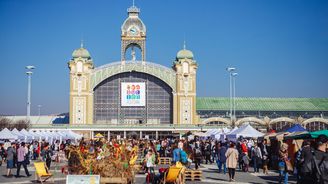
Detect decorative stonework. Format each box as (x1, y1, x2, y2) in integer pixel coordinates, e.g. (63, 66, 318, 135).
(121, 5, 146, 63)
(91, 61, 176, 92)
(73, 97, 86, 124)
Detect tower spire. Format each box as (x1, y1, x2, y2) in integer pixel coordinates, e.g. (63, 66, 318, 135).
(133, 0, 135, 7)
(80, 39, 84, 48)
(183, 40, 186, 50)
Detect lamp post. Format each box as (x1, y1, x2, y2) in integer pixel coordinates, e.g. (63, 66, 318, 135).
(26, 65, 35, 121)
(232, 72, 238, 124)
(226, 67, 236, 125)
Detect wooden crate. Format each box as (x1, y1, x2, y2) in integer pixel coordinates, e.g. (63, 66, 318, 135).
(159, 157, 172, 165)
(184, 169, 202, 181)
(100, 177, 128, 184)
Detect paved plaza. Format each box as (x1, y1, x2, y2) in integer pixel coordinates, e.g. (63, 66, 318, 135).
(0, 161, 297, 184)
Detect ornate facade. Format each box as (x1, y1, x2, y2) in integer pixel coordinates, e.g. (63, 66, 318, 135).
(68, 5, 198, 126)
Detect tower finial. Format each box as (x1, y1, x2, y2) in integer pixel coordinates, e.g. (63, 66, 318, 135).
(183, 40, 186, 50)
(80, 39, 84, 48)
(133, 0, 135, 7)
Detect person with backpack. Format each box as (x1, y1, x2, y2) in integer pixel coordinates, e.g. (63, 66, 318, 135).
(313, 135, 328, 184)
(193, 144, 202, 170)
(298, 140, 314, 184)
(251, 143, 262, 173)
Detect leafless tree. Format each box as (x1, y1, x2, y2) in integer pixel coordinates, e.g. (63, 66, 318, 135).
(0, 117, 30, 130)
(0, 117, 12, 130)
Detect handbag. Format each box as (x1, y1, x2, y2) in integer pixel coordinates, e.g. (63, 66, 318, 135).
(284, 160, 293, 172)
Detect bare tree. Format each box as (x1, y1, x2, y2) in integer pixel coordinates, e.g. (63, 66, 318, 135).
(0, 117, 12, 130)
(0, 117, 30, 131)
(14, 119, 31, 130)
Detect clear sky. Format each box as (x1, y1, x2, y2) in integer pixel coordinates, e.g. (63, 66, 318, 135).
(1, 0, 328, 115)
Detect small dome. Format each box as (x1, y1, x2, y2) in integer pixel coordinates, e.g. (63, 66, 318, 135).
(72, 47, 91, 59)
(177, 49, 194, 60)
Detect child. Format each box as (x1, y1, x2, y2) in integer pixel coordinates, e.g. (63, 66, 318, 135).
(242, 153, 250, 172)
(262, 155, 269, 174)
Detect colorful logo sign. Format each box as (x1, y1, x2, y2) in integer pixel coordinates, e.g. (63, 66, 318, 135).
(121, 82, 145, 106)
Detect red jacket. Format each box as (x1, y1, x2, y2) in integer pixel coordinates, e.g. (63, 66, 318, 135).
(241, 143, 248, 153)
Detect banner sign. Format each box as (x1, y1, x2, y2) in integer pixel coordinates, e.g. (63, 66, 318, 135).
(121, 82, 145, 106)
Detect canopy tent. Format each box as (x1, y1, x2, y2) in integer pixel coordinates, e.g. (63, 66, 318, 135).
(222, 127, 231, 134)
(288, 129, 328, 140)
(0, 128, 18, 140)
(284, 131, 309, 140)
(11, 128, 25, 140)
(67, 130, 83, 139)
(192, 132, 208, 137)
(19, 129, 34, 140)
(218, 127, 237, 141)
(205, 129, 221, 137)
(228, 127, 239, 135)
(226, 125, 264, 141)
(285, 124, 307, 133)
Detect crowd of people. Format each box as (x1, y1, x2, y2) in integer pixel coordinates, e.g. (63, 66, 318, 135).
(0, 140, 69, 178)
(0, 133, 327, 184)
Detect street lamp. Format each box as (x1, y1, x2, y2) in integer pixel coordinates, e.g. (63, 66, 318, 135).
(26, 65, 35, 121)
(226, 67, 236, 124)
(232, 72, 238, 123)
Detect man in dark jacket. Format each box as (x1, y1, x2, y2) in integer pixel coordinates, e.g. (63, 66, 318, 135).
(218, 143, 227, 174)
(299, 141, 315, 184)
(313, 135, 328, 184)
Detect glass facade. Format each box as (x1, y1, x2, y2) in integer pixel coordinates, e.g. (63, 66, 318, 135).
(94, 72, 173, 124)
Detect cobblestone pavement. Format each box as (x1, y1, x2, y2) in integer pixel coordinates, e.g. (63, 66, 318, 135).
(0, 161, 297, 184)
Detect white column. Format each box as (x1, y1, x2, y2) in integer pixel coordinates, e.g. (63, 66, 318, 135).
(140, 131, 143, 139)
(155, 131, 158, 140)
(123, 131, 126, 139)
(108, 131, 110, 140)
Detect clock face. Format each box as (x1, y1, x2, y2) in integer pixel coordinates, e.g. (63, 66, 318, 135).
(129, 27, 139, 36)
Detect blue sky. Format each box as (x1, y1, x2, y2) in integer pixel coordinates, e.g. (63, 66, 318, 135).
(1, 0, 327, 115)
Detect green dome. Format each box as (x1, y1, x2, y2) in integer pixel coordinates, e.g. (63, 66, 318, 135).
(176, 49, 194, 59)
(72, 47, 91, 59)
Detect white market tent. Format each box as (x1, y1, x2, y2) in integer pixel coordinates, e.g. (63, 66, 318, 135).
(0, 128, 18, 140)
(11, 128, 26, 140)
(218, 127, 238, 141)
(19, 129, 34, 141)
(226, 125, 264, 141)
(205, 129, 221, 137)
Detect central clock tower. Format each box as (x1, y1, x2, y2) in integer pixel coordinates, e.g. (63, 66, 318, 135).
(121, 4, 146, 64)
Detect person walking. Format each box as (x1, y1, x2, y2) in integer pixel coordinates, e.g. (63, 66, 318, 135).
(226, 142, 239, 182)
(278, 143, 289, 184)
(218, 143, 227, 174)
(16, 142, 31, 177)
(43, 143, 53, 169)
(6, 142, 16, 177)
(205, 141, 212, 164)
(193, 144, 202, 170)
(298, 140, 314, 184)
(251, 143, 262, 173)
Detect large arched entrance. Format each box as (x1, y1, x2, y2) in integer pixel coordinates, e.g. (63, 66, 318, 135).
(93, 72, 173, 125)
